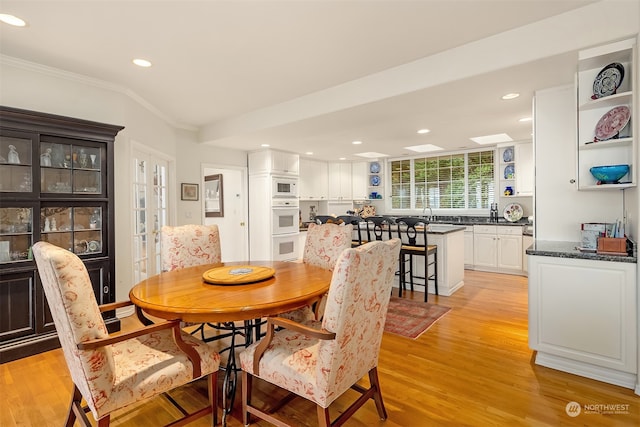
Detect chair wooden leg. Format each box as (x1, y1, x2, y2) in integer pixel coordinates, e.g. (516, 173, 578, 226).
(64, 386, 81, 427)
(368, 367, 387, 420)
(409, 254, 413, 292)
(433, 251, 438, 295)
(316, 405, 331, 427)
(97, 415, 110, 427)
(242, 371, 252, 427)
(209, 372, 218, 427)
(398, 254, 404, 297)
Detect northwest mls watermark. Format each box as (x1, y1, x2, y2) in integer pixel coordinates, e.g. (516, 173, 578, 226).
(565, 401, 631, 417)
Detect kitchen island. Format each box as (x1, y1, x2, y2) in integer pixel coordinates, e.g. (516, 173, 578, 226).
(355, 222, 466, 297)
(422, 224, 466, 296)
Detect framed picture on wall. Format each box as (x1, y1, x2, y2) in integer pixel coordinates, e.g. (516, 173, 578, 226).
(181, 183, 199, 201)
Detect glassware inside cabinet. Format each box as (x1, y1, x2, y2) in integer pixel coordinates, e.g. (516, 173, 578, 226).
(40, 207, 72, 251)
(73, 207, 102, 254)
(0, 207, 33, 262)
(0, 135, 33, 192)
(73, 169, 101, 194)
(42, 168, 72, 193)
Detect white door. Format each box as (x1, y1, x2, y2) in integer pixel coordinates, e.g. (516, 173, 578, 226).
(131, 148, 171, 282)
(202, 166, 248, 262)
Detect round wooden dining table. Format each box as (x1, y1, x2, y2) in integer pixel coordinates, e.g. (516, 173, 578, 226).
(129, 260, 333, 426)
(129, 260, 334, 323)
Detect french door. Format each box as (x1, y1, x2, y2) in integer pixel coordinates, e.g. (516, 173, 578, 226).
(131, 147, 171, 282)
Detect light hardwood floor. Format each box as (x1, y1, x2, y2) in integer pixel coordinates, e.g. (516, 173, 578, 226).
(1, 270, 638, 426)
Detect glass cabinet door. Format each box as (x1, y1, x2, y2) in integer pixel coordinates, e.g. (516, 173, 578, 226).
(0, 207, 33, 263)
(40, 138, 102, 195)
(40, 206, 103, 255)
(0, 134, 33, 193)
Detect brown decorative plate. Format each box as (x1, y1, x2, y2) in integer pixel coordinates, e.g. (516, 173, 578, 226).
(202, 265, 275, 285)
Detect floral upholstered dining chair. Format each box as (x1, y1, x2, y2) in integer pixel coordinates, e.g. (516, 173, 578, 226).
(32, 241, 220, 427)
(160, 224, 221, 271)
(239, 238, 401, 427)
(280, 222, 353, 322)
(160, 224, 223, 340)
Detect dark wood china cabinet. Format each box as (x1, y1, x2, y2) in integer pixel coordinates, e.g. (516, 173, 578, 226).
(0, 106, 123, 363)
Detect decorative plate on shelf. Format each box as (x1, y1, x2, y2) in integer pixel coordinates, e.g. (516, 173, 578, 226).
(370, 175, 381, 186)
(87, 240, 101, 252)
(502, 147, 514, 162)
(504, 164, 515, 179)
(503, 203, 523, 223)
(369, 161, 381, 174)
(594, 105, 630, 141)
(592, 62, 624, 99)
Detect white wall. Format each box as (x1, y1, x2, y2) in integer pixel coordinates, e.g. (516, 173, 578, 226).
(0, 59, 248, 302)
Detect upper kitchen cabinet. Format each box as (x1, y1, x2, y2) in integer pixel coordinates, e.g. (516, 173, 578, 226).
(577, 38, 636, 190)
(327, 162, 352, 201)
(351, 161, 369, 201)
(248, 149, 299, 176)
(299, 158, 328, 200)
(498, 142, 533, 198)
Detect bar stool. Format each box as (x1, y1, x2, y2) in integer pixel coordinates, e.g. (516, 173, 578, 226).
(394, 217, 438, 302)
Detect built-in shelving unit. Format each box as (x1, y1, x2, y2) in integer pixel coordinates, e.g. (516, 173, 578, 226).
(577, 38, 636, 190)
(368, 161, 383, 199)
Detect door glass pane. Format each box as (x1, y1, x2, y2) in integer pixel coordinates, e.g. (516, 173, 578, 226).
(132, 152, 170, 281)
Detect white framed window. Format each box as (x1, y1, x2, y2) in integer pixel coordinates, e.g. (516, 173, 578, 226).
(389, 150, 495, 210)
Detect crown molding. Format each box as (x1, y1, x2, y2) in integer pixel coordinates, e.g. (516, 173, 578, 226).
(0, 55, 197, 132)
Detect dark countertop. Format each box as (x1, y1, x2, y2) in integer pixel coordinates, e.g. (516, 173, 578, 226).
(526, 240, 637, 263)
(300, 215, 530, 232)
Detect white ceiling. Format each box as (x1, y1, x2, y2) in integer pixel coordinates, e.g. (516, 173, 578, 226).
(0, 1, 600, 161)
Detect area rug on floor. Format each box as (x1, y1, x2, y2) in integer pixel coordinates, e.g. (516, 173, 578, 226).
(384, 296, 451, 339)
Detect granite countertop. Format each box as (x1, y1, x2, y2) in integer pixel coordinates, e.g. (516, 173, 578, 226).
(300, 215, 530, 232)
(526, 240, 637, 263)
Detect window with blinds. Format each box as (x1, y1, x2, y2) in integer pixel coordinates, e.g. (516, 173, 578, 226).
(389, 150, 494, 210)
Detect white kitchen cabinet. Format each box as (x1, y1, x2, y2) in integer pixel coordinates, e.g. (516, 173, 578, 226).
(577, 38, 636, 190)
(299, 158, 328, 200)
(328, 162, 352, 200)
(248, 149, 299, 176)
(473, 225, 522, 273)
(522, 235, 533, 274)
(351, 162, 369, 200)
(463, 226, 474, 268)
(515, 142, 533, 196)
(528, 254, 637, 388)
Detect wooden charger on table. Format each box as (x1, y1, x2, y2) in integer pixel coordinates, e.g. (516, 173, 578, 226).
(597, 237, 627, 256)
(203, 265, 275, 285)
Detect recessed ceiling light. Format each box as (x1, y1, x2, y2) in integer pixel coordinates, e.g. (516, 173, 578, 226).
(470, 133, 513, 145)
(0, 14, 26, 27)
(261, 144, 270, 147)
(338, 157, 346, 161)
(352, 140, 363, 145)
(417, 129, 431, 134)
(404, 144, 443, 153)
(519, 117, 532, 122)
(501, 93, 520, 100)
(305, 151, 313, 155)
(354, 152, 388, 159)
(132, 58, 152, 67)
